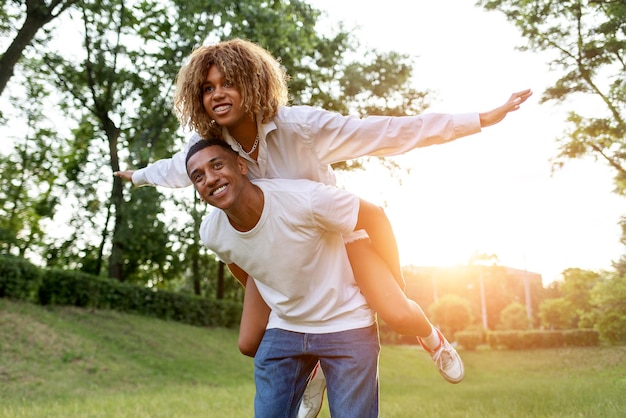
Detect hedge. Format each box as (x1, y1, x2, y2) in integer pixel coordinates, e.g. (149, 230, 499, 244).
(0, 254, 41, 301)
(454, 330, 484, 350)
(1, 255, 241, 329)
(485, 329, 599, 350)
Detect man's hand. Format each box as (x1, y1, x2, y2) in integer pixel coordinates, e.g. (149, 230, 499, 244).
(479, 89, 532, 127)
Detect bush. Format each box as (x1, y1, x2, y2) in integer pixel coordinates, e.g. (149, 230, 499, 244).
(0, 255, 41, 301)
(454, 331, 483, 350)
(498, 302, 529, 330)
(0, 255, 241, 329)
(487, 329, 599, 349)
(563, 329, 599, 347)
(429, 294, 473, 338)
(526, 330, 564, 348)
(37, 268, 242, 328)
(488, 330, 529, 349)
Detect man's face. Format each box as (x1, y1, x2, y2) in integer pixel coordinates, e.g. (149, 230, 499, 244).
(186, 145, 247, 210)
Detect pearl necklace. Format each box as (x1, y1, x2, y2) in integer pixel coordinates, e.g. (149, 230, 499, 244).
(236, 134, 259, 155)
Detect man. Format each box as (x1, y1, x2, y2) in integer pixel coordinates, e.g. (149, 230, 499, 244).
(186, 138, 402, 417)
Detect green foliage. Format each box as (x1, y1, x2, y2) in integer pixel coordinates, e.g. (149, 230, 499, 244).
(498, 301, 529, 330)
(0, 0, 80, 96)
(0, 78, 67, 257)
(487, 329, 599, 350)
(539, 268, 626, 343)
(37, 267, 241, 328)
(477, 0, 626, 193)
(114, 187, 177, 283)
(560, 268, 601, 314)
(538, 297, 576, 329)
(0, 255, 41, 301)
(539, 267, 603, 329)
(589, 273, 626, 343)
(428, 294, 473, 340)
(563, 328, 600, 347)
(340, 51, 431, 118)
(0, 254, 240, 328)
(454, 330, 484, 350)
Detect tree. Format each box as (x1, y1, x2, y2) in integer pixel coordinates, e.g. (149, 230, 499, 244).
(35, 0, 348, 281)
(477, 0, 626, 193)
(588, 272, 626, 343)
(539, 297, 575, 329)
(34, 0, 187, 280)
(3, 0, 434, 294)
(329, 49, 432, 174)
(498, 301, 529, 330)
(429, 294, 473, 340)
(0, 77, 66, 258)
(0, 0, 79, 96)
(538, 267, 602, 329)
(560, 267, 602, 326)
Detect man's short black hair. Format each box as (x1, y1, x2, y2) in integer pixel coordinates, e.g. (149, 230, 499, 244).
(185, 138, 238, 169)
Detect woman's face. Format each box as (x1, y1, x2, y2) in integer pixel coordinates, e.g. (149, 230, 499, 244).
(202, 65, 249, 130)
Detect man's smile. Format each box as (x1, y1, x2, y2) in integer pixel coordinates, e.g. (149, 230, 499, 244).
(211, 184, 228, 196)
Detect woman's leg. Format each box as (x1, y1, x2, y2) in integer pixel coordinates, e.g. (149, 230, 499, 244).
(346, 238, 432, 337)
(346, 238, 464, 383)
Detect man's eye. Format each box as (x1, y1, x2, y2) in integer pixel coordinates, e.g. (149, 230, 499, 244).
(214, 162, 223, 169)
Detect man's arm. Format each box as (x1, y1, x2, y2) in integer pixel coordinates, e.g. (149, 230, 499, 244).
(228, 263, 269, 357)
(227, 263, 249, 286)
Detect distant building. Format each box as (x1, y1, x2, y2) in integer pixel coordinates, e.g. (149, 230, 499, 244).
(401, 264, 544, 330)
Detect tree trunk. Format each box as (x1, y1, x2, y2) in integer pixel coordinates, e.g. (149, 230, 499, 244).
(103, 116, 124, 281)
(192, 198, 202, 295)
(217, 261, 225, 300)
(0, 0, 77, 96)
(96, 202, 112, 276)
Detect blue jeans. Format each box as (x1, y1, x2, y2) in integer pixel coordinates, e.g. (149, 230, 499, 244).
(253, 325, 380, 418)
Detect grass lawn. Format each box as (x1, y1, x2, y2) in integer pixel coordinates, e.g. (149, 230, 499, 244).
(1, 299, 625, 417)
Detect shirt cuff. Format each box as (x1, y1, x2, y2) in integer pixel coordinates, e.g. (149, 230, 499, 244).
(453, 113, 482, 139)
(131, 169, 153, 187)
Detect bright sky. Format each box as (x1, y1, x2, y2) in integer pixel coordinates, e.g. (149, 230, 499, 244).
(308, 0, 624, 284)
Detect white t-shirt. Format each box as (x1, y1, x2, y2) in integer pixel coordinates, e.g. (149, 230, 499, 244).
(199, 178, 375, 334)
(132, 105, 481, 187)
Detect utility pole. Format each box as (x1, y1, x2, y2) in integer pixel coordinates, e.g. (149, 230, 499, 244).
(479, 269, 488, 330)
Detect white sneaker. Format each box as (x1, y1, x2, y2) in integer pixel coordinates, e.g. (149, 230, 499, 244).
(419, 328, 464, 384)
(297, 361, 326, 418)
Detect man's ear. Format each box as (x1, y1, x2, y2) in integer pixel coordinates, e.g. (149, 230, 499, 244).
(237, 155, 248, 175)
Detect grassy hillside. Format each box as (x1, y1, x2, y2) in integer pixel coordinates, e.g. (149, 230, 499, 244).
(0, 299, 255, 417)
(1, 298, 625, 417)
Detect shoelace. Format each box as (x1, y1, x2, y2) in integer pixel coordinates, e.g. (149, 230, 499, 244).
(432, 345, 453, 370)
